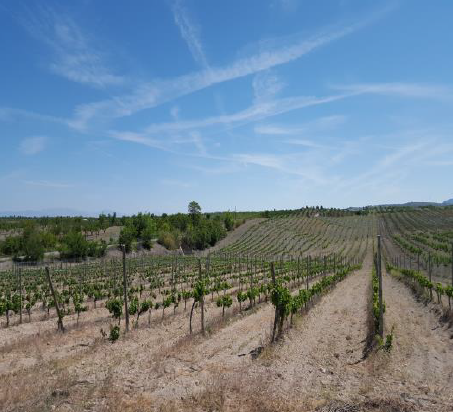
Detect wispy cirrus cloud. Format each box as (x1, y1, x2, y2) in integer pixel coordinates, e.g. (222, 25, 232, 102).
(233, 130, 453, 194)
(333, 82, 453, 100)
(252, 71, 286, 103)
(70, 17, 371, 130)
(0, 107, 67, 125)
(110, 92, 351, 156)
(232, 152, 333, 185)
(23, 179, 73, 188)
(171, 0, 209, 69)
(254, 115, 347, 149)
(23, 7, 124, 88)
(255, 115, 347, 136)
(19, 136, 47, 155)
(119, 93, 350, 136)
(335, 131, 453, 196)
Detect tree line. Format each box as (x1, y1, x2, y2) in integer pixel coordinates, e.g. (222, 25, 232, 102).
(118, 201, 240, 252)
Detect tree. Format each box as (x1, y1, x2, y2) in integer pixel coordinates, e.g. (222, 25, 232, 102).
(142, 220, 157, 250)
(224, 213, 234, 231)
(119, 225, 136, 253)
(188, 201, 202, 222)
(60, 231, 88, 259)
(98, 213, 109, 233)
(22, 230, 45, 261)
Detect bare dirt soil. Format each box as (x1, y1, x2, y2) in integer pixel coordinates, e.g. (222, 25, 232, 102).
(85, 226, 122, 243)
(1, 253, 452, 412)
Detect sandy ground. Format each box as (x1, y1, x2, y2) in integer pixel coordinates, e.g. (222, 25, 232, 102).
(1, 253, 452, 412)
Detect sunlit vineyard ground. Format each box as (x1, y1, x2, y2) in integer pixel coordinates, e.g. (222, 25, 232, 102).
(1, 209, 452, 412)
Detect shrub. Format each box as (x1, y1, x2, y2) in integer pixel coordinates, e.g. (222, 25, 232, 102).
(60, 231, 88, 259)
(158, 231, 179, 250)
(109, 325, 120, 342)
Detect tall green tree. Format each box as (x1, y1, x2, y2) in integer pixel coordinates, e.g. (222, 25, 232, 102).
(188, 201, 202, 222)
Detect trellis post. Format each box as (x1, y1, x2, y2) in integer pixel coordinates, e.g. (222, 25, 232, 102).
(122, 245, 129, 332)
(377, 235, 384, 339)
(45, 267, 64, 332)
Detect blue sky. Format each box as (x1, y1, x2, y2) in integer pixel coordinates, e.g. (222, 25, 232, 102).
(1, 0, 453, 214)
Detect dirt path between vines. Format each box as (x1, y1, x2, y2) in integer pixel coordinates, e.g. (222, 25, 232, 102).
(369, 270, 453, 410)
(201, 255, 452, 412)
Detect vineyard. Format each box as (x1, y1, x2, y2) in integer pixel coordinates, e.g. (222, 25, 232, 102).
(1, 208, 452, 411)
(379, 207, 453, 284)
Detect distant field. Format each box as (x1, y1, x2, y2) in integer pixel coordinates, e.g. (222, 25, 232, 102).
(84, 225, 123, 242)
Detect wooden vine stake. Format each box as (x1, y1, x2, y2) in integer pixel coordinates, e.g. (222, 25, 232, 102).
(270, 262, 278, 343)
(377, 235, 384, 339)
(45, 267, 64, 332)
(451, 242, 453, 287)
(18, 267, 23, 324)
(199, 258, 205, 336)
(428, 253, 432, 301)
(122, 245, 130, 332)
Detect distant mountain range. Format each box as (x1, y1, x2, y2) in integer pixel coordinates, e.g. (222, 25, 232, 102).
(360, 198, 453, 209)
(0, 208, 119, 218)
(1, 199, 452, 217)
(381, 198, 453, 207)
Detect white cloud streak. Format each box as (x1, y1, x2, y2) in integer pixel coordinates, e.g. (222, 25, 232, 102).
(255, 115, 347, 135)
(335, 132, 453, 196)
(23, 7, 124, 87)
(23, 180, 72, 188)
(171, 0, 209, 69)
(110, 92, 351, 156)
(19, 136, 47, 155)
(0, 107, 66, 125)
(252, 71, 285, 103)
(232, 152, 334, 185)
(145, 94, 349, 134)
(333, 82, 453, 100)
(70, 19, 366, 129)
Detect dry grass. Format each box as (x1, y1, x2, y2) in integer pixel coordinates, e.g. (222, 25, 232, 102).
(316, 398, 415, 412)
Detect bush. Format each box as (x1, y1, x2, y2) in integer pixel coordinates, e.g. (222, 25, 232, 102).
(109, 325, 120, 342)
(106, 298, 123, 322)
(87, 240, 107, 258)
(59, 231, 88, 259)
(158, 231, 179, 250)
(224, 214, 234, 231)
(0, 236, 21, 257)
